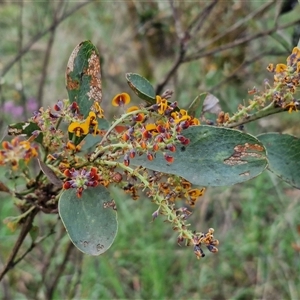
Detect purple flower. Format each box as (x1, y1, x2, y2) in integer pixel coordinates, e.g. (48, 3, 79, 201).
(26, 97, 38, 112)
(3, 101, 24, 118)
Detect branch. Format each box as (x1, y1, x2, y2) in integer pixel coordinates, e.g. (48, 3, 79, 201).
(209, 49, 287, 94)
(184, 18, 300, 62)
(45, 241, 74, 300)
(0, 207, 39, 282)
(155, 1, 220, 95)
(195, 1, 274, 53)
(0, 1, 92, 78)
(37, 2, 63, 108)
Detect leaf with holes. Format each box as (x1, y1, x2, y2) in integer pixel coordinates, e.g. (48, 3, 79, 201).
(131, 125, 267, 186)
(66, 40, 102, 118)
(126, 73, 156, 105)
(59, 186, 118, 255)
(8, 122, 43, 144)
(257, 133, 300, 188)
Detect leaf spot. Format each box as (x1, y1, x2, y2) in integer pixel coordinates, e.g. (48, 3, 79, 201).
(97, 244, 104, 251)
(224, 143, 264, 166)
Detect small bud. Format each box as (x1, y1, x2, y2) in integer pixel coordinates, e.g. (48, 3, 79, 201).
(129, 149, 136, 158)
(167, 144, 176, 152)
(112, 172, 123, 183)
(164, 154, 174, 163)
(147, 152, 154, 161)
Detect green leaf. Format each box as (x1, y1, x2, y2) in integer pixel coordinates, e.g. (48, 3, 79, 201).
(188, 92, 207, 118)
(132, 125, 267, 186)
(29, 226, 39, 243)
(58, 186, 118, 255)
(257, 133, 300, 188)
(37, 159, 62, 187)
(66, 41, 102, 118)
(8, 122, 43, 144)
(126, 73, 156, 105)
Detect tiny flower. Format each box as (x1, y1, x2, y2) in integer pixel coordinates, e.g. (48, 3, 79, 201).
(126, 106, 139, 113)
(142, 130, 152, 140)
(68, 121, 89, 137)
(122, 132, 130, 142)
(275, 64, 288, 73)
(152, 209, 159, 221)
(133, 113, 145, 122)
(62, 167, 101, 197)
(112, 93, 131, 107)
(124, 153, 130, 166)
(54, 100, 64, 111)
(156, 95, 168, 114)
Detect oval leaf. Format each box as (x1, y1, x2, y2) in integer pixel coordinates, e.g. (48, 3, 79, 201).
(126, 73, 156, 104)
(37, 159, 62, 187)
(59, 186, 118, 255)
(257, 133, 300, 188)
(132, 125, 267, 186)
(66, 40, 102, 118)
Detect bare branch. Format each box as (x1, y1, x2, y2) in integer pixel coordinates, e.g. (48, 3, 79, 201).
(0, 1, 92, 78)
(37, 1, 63, 107)
(0, 207, 39, 282)
(184, 18, 300, 62)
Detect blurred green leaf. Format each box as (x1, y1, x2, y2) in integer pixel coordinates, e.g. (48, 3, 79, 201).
(126, 73, 156, 105)
(66, 40, 102, 118)
(7, 122, 43, 144)
(132, 125, 267, 186)
(29, 226, 39, 243)
(59, 186, 118, 256)
(257, 133, 300, 188)
(37, 159, 62, 187)
(188, 92, 207, 118)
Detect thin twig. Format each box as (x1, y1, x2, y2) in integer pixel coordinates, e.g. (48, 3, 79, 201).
(37, 2, 62, 108)
(45, 241, 74, 300)
(18, 0, 27, 119)
(196, 1, 274, 53)
(155, 0, 218, 95)
(184, 18, 300, 62)
(33, 218, 61, 299)
(188, 0, 219, 36)
(209, 49, 287, 94)
(0, 207, 39, 282)
(0, 1, 92, 78)
(12, 227, 56, 266)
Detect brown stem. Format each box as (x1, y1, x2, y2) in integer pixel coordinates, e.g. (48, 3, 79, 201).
(0, 207, 39, 282)
(36, 2, 62, 108)
(45, 241, 74, 300)
(155, 1, 219, 95)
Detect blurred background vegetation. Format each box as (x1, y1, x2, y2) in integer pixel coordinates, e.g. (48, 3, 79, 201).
(1, 1, 300, 299)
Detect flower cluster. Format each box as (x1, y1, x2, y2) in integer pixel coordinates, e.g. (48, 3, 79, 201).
(192, 228, 219, 259)
(110, 93, 200, 167)
(63, 167, 100, 197)
(0, 136, 38, 170)
(267, 47, 300, 113)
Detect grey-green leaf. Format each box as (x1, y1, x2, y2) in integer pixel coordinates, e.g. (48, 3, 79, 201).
(126, 73, 156, 105)
(58, 186, 118, 255)
(66, 41, 102, 118)
(257, 133, 300, 188)
(132, 125, 267, 186)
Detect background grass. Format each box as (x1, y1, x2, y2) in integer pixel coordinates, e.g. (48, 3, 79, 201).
(1, 1, 300, 299)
